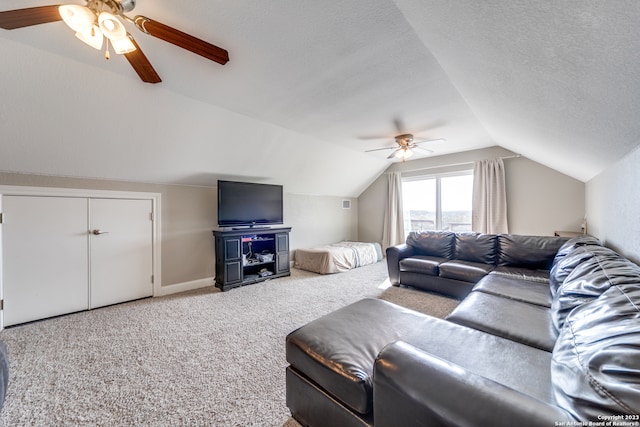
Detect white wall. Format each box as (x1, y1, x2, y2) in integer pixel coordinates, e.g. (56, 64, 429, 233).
(505, 156, 584, 235)
(358, 146, 585, 244)
(0, 173, 358, 292)
(586, 145, 640, 264)
(285, 194, 358, 257)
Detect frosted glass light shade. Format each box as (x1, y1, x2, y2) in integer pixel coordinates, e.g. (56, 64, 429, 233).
(112, 35, 136, 54)
(59, 5, 95, 33)
(75, 24, 103, 50)
(98, 12, 126, 40)
(396, 148, 414, 159)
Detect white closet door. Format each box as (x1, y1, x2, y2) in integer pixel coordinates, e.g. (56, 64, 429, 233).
(89, 198, 153, 309)
(2, 196, 89, 326)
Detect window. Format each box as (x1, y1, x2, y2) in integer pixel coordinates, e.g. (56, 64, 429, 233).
(402, 171, 473, 237)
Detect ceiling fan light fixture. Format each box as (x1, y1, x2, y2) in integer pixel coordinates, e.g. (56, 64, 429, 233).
(75, 24, 103, 50)
(396, 147, 414, 160)
(98, 12, 126, 40)
(111, 34, 136, 54)
(59, 5, 95, 33)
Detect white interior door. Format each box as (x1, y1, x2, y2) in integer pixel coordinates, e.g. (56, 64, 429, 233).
(89, 198, 153, 309)
(2, 196, 89, 326)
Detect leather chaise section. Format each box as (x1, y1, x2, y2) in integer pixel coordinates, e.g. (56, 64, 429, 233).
(490, 266, 550, 282)
(446, 291, 558, 351)
(473, 274, 551, 307)
(375, 341, 574, 427)
(285, 298, 435, 415)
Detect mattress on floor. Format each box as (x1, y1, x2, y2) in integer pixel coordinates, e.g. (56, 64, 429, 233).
(295, 241, 383, 274)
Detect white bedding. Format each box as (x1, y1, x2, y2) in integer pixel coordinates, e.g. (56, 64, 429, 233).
(295, 241, 383, 274)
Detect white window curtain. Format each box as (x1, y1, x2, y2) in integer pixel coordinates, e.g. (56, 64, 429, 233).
(382, 171, 405, 250)
(472, 158, 509, 234)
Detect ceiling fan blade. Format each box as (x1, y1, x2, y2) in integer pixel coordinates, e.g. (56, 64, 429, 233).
(0, 5, 62, 30)
(393, 117, 405, 134)
(124, 35, 162, 84)
(414, 138, 446, 145)
(134, 16, 229, 65)
(387, 149, 400, 159)
(358, 135, 391, 140)
(365, 146, 396, 153)
(414, 147, 434, 154)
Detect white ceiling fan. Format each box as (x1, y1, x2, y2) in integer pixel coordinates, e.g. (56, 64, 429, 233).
(363, 118, 446, 162)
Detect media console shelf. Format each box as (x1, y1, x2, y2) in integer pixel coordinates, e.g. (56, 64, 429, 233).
(212, 227, 291, 291)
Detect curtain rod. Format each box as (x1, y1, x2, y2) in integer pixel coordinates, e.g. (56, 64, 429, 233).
(385, 154, 521, 174)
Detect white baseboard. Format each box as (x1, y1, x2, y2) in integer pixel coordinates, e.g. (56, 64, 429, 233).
(156, 277, 215, 297)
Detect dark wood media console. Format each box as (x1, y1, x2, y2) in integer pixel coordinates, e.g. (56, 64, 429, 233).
(212, 227, 291, 291)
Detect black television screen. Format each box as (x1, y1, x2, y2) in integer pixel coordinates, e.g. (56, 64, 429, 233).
(217, 180, 284, 227)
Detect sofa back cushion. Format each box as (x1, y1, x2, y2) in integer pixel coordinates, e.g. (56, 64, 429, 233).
(498, 235, 569, 269)
(549, 243, 604, 297)
(551, 246, 640, 331)
(453, 232, 498, 264)
(552, 283, 640, 420)
(551, 235, 601, 268)
(406, 231, 455, 258)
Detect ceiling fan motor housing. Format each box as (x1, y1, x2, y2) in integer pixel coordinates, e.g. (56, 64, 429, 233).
(395, 134, 414, 146)
(115, 0, 136, 13)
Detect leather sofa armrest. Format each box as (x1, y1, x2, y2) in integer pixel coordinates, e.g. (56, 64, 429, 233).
(374, 341, 574, 427)
(386, 243, 414, 285)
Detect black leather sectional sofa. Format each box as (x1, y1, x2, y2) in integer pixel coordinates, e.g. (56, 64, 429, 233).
(285, 232, 640, 426)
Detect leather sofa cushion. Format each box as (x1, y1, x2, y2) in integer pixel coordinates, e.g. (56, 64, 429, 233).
(406, 231, 455, 258)
(447, 291, 557, 351)
(490, 266, 550, 283)
(552, 283, 640, 420)
(551, 246, 640, 331)
(285, 298, 435, 415)
(551, 235, 601, 268)
(403, 311, 555, 404)
(549, 244, 605, 297)
(498, 235, 568, 269)
(453, 232, 498, 264)
(399, 256, 445, 276)
(439, 260, 494, 283)
(473, 274, 551, 307)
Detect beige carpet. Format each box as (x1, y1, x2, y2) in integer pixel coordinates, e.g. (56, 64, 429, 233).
(0, 262, 459, 426)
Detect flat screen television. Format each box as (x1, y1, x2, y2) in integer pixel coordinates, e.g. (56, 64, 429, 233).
(217, 180, 284, 228)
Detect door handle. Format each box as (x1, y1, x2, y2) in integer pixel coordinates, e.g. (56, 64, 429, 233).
(91, 229, 109, 235)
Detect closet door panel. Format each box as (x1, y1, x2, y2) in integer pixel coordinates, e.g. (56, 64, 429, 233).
(89, 198, 153, 309)
(3, 196, 89, 326)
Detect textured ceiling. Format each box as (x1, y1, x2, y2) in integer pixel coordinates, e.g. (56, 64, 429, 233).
(1, 0, 639, 196)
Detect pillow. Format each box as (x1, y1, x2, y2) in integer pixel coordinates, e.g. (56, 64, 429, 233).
(453, 232, 498, 264)
(406, 231, 455, 258)
(552, 283, 640, 420)
(551, 235, 601, 268)
(549, 244, 604, 297)
(551, 246, 640, 331)
(497, 235, 568, 269)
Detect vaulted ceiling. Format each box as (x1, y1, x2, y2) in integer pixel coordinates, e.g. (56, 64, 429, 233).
(2, 1, 640, 196)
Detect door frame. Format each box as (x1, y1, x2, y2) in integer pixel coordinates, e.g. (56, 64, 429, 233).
(0, 185, 162, 330)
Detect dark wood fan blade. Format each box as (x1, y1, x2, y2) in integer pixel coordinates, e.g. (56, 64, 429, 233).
(134, 16, 229, 65)
(0, 5, 62, 30)
(124, 35, 162, 84)
(393, 117, 405, 134)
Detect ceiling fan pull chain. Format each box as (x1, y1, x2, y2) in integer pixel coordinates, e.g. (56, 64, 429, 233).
(105, 38, 111, 60)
